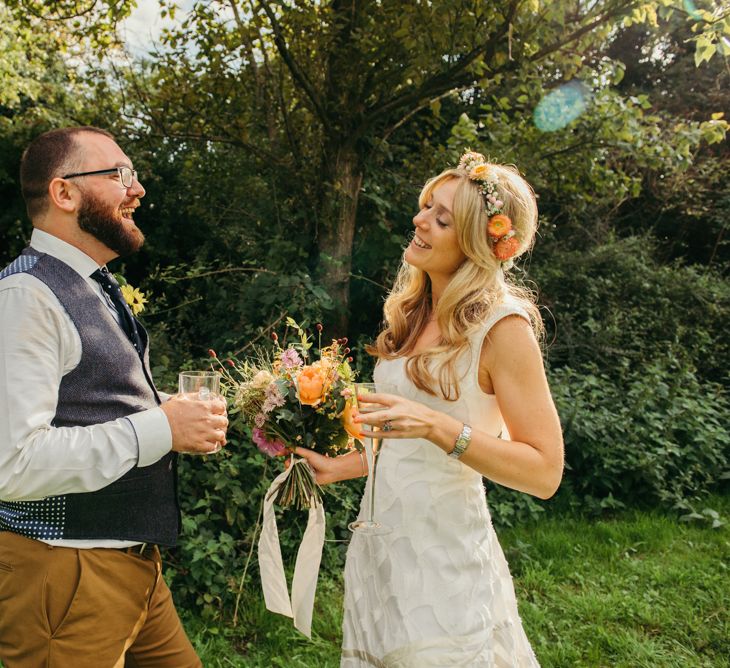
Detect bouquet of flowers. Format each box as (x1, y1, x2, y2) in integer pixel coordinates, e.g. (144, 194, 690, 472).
(216, 318, 361, 510)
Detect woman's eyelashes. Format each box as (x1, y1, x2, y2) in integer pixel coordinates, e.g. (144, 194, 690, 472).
(424, 201, 447, 227)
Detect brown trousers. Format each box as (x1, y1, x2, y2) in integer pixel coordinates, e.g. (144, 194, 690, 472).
(0, 532, 201, 668)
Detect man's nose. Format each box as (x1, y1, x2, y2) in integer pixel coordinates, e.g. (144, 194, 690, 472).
(128, 177, 145, 199)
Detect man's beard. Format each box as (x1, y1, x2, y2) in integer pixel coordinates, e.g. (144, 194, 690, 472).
(77, 190, 144, 257)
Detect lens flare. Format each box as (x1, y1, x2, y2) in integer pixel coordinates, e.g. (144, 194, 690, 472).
(683, 0, 702, 21)
(533, 81, 592, 132)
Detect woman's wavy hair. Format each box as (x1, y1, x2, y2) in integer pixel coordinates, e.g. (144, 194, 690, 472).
(370, 162, 543, 400)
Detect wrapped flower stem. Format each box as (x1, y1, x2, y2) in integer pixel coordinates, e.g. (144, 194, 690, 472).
(269, 455, 322, 510)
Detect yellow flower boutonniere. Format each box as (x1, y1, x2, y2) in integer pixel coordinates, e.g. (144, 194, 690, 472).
(120, 284, 147, 316)
(115, 273, 148, 316)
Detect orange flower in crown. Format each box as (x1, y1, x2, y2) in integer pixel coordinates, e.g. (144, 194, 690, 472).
(487, 214, 512, 238)
(296, 365, 327, 406)
(494, 236, 520, 261)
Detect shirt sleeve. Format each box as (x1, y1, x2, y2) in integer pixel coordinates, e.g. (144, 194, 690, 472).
(0, 283, 171, 501)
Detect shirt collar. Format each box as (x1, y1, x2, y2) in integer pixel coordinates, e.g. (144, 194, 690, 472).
(30, 229, 103, 278)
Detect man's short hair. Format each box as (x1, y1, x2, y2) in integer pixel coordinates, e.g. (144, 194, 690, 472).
(20, 126, 115, 221)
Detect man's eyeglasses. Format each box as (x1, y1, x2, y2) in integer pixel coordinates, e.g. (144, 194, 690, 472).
(61, 166, 138, 189)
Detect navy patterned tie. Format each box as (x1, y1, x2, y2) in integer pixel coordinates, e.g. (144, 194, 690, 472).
(90, 267, 144, 358)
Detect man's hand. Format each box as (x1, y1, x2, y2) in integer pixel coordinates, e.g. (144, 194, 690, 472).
(160, 395, 228, 454)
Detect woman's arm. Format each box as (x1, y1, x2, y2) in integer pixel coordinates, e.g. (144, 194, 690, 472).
(291, 447, 367, 485)
(356, 316, 564, 499)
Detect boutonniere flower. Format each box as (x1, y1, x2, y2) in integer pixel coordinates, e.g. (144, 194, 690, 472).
(114, 273, 148, 316)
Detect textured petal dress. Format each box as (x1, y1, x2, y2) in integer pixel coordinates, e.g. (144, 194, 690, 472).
(341, 302, 540, 668)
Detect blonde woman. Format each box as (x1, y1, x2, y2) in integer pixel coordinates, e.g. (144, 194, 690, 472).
(296, 151, 564, 667)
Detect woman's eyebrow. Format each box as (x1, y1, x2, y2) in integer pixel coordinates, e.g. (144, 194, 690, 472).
(435, 203, 453, 220)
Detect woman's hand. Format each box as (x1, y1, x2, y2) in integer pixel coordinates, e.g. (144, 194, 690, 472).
(290, 447, 364, 485)
(354, 392, 439, 441)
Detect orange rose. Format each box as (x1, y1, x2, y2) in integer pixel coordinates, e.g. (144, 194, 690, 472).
(487, 214, 512, 238)
(342, 399, 363, 439)
(493, 235, 520, 261)
(296, 366, 326, 406)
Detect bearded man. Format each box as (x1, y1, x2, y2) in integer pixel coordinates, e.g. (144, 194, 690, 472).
(0, 127, 227, 667)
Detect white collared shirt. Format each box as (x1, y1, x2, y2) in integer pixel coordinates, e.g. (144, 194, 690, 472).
(0, 229, 172, 547)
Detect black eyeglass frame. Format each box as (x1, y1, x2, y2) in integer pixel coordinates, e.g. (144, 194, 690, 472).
(61, 167, 138, 189)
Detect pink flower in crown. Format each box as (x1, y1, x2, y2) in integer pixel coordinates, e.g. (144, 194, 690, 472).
(280, 348, 303, 369)
(254, 412, 266, 428)
(252, 427, 287, 457)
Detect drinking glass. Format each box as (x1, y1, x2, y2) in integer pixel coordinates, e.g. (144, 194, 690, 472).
(178, 371, 222, 454)
(348, 381, 397, 535)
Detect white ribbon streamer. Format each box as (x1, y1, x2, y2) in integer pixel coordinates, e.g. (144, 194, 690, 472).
(257, 460, 326, 638)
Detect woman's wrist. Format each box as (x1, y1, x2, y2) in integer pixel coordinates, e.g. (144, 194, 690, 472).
(337, 449, 367, 481)
(423, 406, 443, 443)
(428, 414, 466, 454)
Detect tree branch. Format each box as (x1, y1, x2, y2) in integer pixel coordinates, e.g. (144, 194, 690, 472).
(229, 0, 261, 93)
(368, 0, 638, 139)
(363, 1, 518, 132)
(529, 0, 637, 62)
(258, 0, 330, 130)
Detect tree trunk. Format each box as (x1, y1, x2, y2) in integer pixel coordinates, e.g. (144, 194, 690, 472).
(316, 143, 363, 336)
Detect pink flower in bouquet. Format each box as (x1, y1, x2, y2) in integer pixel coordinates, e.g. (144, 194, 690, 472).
(280, 348, 303, 369)
(262, 384, 285, 413)
(252, 427, 287, 457)
(254, 412, 266, 428)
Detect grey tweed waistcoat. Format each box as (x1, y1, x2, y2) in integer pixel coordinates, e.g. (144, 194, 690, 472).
(0, 247, 180, 545)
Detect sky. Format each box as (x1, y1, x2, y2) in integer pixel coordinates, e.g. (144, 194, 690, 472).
(120, 0, 193, 55)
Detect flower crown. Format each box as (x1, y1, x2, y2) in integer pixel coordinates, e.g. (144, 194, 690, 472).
(458, 150, 519, 264)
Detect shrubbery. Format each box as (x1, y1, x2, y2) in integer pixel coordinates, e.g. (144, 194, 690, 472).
(551, 361, 729, 513)
(534, 236, 729, 511)
(162, 236, 729, 620)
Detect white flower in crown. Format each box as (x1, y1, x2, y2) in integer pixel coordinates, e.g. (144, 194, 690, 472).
(458, 151, 501, 211)
(458, 150, 485, 171)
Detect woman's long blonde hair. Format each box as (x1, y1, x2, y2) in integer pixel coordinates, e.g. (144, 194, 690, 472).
(370, 162, 543, 400)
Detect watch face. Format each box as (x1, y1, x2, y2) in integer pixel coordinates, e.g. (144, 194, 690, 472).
(449, 424, 472, 459)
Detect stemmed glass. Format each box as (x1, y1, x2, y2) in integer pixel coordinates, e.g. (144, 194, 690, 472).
(179, 370, 223, 454)
(348, 381, 397, 535)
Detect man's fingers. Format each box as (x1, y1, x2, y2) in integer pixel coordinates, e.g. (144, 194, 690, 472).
(208, 414, 228, 429)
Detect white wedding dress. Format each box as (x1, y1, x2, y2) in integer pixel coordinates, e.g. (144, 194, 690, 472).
(341, 302, 540, 667)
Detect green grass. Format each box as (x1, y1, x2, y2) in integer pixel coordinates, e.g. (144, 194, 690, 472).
(184, 496, 729, 667)
(505, 503, 729, 667)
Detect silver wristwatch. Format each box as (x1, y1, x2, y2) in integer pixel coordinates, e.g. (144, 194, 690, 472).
(448, 423, 472, 459)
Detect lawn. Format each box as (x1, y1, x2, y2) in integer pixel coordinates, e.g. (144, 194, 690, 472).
(185, 495, 729, 667)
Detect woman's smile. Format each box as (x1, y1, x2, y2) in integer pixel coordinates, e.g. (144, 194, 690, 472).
(411, 233, 432, 250)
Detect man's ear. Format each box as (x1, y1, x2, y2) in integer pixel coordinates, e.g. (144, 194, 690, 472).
(48, 177, 80, 214)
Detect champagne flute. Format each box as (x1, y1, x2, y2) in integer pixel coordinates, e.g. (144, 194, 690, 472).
(179, 370, 222, 454)
(348, 381, 397, 535)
